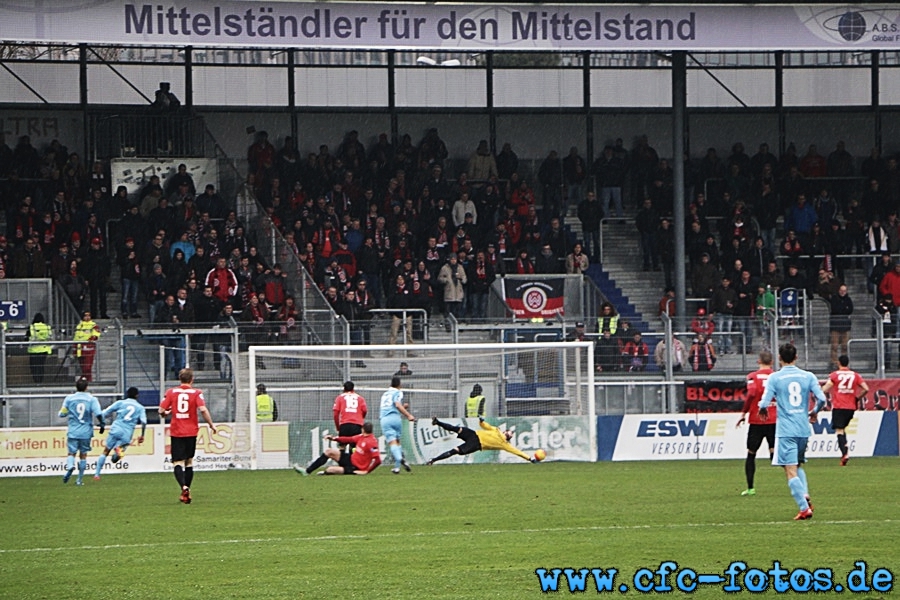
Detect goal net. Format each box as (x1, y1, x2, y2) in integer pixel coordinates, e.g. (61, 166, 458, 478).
(244, 342, 595, 469)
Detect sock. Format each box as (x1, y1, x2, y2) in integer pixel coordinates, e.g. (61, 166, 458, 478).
(390, 444, 404, 467)
(797, 467, 809, 497)
(307, 454, 329, 473)
(95, 454, 106, 476)
(429, 448, 459, 463)
(174, 465, 185, 488)
(744, 453, 756, 489)
(184, 467, 194, 488)
(77, 459, 86, 480)
(433, 419, 459, 433)
(788, 476, 809, 511)
(66, 455, 75, 472)
(837, 433, 848, 456)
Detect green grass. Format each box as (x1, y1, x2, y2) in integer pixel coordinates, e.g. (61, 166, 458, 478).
(1, 458, 897, 599)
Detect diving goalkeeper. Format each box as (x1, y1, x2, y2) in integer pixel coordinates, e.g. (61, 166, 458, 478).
(426, 417, 536, 464)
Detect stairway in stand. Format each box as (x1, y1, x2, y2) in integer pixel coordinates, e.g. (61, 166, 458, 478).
(592, 221, 668, 333)
(584, 264, 652, 333)
(567, 211, 662, 334)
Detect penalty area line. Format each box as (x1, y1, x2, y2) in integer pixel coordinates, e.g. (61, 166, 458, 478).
(1, 519, 893, 555)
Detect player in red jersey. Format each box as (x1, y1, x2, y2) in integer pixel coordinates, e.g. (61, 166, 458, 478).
(332, 381, 367, 449)
(295, 422, 381, 476)
(159, 368, 217, 504)
(736, 350, 776, 496)
(821, 355, 869, 466)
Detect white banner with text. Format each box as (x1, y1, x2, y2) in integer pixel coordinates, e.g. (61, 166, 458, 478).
(0, 422, 288, 477)
(600, 412, 896, 462)
(1, 3, 899, 51)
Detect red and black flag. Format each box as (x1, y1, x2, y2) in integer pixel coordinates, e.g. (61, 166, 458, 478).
(504, 278, 565, 318)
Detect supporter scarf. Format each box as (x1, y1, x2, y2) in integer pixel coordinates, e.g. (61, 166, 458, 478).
(692, 342, 714, 371)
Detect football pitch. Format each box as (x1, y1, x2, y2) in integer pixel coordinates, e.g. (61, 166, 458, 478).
(1, 458, 897, 599)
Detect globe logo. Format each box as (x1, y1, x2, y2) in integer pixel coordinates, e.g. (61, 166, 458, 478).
(837, 11, 867, 41)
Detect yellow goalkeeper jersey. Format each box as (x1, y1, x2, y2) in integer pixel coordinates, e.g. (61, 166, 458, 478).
(475, 420, 531, 461)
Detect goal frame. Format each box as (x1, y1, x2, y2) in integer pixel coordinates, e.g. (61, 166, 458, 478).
(248, 341, 596, 469)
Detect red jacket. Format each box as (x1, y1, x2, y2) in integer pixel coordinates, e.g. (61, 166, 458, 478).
(690, 317, 715, 337)
(205, 266, 238, 303)
(879, 270, 900, 303)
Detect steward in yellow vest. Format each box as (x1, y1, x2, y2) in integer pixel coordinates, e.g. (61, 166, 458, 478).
(256, 383, 278, 421)
(27, 313, 53, 384)
(597, 314, 619, 335)
(73, 311, 100, 381)
(465, 384, 486, 418)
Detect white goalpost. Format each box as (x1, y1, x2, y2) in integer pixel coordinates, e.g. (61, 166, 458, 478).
(244, 341, 596, 469)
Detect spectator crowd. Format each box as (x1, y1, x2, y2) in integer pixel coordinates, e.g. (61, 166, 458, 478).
(1, 128, 898, 370)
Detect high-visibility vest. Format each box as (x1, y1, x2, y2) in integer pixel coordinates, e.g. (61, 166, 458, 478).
(28, 323, 53, 354)
(74, 320, 99, 357)
(465, 395, 486, 418)
(256, 393, 275, 422)
(74, 320, 99, 342)
(597, 315, 619, 335)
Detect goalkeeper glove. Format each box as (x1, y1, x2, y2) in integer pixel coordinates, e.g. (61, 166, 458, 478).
(99, 424, 105, 434)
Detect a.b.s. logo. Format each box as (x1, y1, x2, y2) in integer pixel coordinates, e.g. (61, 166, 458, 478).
(797, 7, 900, 44)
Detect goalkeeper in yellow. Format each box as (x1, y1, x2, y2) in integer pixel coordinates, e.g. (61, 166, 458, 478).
(426, 417, 536, 464)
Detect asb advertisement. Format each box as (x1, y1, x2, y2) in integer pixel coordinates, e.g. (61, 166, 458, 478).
(0, 422, 289, 477)
(289, 416, 593, 466)
(598, 412, 899, 461)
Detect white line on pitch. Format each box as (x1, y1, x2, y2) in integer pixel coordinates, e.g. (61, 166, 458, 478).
(1, 519, 893, 555)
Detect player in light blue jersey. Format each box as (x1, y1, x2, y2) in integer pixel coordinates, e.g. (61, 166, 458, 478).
(58, 377, 104, 485)
(94, 387, 147, 480)
(379, 376, 416, 474)
(758, 343, 827, 521)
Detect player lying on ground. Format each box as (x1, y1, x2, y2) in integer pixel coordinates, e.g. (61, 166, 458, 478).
(426, 417, 536, 464)
(296, 422, 381, 475)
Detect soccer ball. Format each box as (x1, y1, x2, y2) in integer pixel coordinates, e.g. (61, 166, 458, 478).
(533, 449, 546, 462)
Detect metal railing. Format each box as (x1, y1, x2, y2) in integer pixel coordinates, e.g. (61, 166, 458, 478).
(594, 380, 676, 415)
(2, 339, 114, 386)
(51, 280, 83, 334)
(369, 308, 430, 345)
(2, 392, 124, 429)
(92, 113, 207, 159)
(0, 279, 55, 327)
(227, 141, 348, 346)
